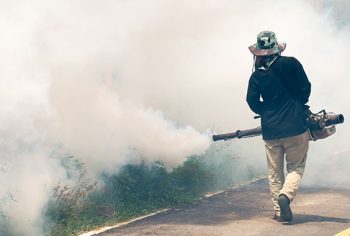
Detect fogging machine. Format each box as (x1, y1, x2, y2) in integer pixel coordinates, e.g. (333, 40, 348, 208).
(212, 108, 344, 142)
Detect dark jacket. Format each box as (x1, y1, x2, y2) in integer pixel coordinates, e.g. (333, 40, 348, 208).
(246, 56, 311, 140)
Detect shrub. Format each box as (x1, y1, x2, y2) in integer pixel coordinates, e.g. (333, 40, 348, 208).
(45, 147, 261, 235)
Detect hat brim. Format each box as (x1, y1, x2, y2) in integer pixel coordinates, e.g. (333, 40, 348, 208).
(248, 42, 286, 56)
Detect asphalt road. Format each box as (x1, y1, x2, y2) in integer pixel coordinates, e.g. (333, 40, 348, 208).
(95, 178, 350, 236)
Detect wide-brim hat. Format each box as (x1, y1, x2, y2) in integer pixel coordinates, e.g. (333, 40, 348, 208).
(248, 42, 286, 56)
(248, 31, 286, 56)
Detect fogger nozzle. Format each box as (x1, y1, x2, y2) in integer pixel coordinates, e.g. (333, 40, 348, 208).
(326, 113, 344, 126)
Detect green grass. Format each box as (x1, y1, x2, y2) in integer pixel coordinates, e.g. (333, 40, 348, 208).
(44, 145, 263, 236)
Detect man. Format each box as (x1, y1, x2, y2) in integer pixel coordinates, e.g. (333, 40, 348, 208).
(246, 31, 311, 222)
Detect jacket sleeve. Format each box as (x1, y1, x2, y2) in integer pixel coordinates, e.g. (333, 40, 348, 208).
(292, 58, 311, 104)
(246, 75, 263, 115)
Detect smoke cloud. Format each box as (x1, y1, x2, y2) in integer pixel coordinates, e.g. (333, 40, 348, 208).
(0, 0, 349, 235)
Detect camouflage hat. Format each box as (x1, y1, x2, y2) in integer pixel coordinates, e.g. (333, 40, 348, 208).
(249, 31, 286, 56)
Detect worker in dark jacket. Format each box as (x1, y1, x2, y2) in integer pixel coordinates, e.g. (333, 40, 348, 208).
(246, 31, 311, 222)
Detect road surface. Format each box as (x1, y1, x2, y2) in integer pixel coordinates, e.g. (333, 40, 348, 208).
(95, 178, 350, 236)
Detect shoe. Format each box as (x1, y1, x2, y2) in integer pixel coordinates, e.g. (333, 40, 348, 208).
(278, 194, 293, 222)
(272, 214, 287, 222)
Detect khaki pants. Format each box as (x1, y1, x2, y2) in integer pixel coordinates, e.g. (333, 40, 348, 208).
(264, 131, 309, 216)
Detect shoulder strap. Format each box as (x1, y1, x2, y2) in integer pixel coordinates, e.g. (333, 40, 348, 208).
(266, 57, 288, 88)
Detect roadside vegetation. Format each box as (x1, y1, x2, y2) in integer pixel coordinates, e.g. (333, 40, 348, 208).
(45, 145, 263, 236)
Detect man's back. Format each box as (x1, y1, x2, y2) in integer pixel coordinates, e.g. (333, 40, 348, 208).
(246, 56, 311, 140)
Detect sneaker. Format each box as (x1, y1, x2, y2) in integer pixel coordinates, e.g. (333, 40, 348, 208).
(278, 194, 293, 222)
(272, 214, 287, 222)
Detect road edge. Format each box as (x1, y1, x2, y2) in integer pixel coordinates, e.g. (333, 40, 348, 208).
(78, 175, 267, 236)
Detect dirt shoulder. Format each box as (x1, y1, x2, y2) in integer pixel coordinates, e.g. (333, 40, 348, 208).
(95, 178, 350, 236)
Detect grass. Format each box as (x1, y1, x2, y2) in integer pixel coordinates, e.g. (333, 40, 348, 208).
(44, 145, 262, 236)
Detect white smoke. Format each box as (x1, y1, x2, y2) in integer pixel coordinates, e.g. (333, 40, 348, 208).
(0, 0, 349, 235)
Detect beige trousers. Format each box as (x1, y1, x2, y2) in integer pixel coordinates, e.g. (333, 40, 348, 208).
(264, 131, 309, 216)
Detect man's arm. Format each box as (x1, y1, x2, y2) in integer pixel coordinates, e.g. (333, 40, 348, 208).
(292, 58, 311, 104)
(246, 76, 263, 115)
